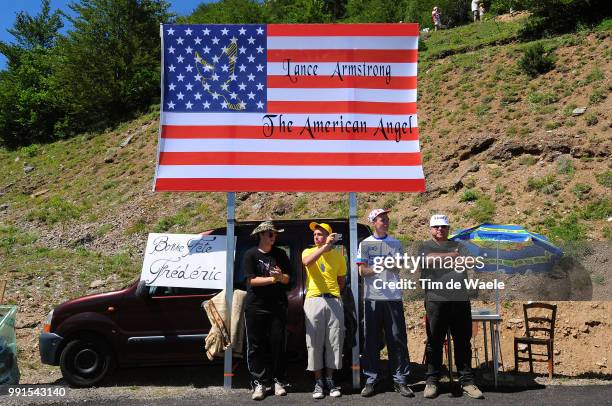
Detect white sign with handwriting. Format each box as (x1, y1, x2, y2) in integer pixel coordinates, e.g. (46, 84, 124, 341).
(140, 233, 233, 289)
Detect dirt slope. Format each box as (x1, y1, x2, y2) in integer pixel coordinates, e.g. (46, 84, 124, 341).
(0, 23, 610, 384)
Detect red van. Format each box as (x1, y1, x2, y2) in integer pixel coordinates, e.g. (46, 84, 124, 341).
(39, 219, 370, 387)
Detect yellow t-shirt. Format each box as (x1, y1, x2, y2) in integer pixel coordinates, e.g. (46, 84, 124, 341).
(302, 246, 347, 298)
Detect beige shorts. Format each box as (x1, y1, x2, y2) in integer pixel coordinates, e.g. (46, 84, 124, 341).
(304, 297, 344, 371)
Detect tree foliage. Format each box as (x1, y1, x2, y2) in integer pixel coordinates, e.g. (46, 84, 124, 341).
(517, 0, 610, 39)
(0, 0, 171, 146)
(518, 42, 556, 77)
(404, 0, 471, 28)
(0, 0, 609, 147)
(0, 0, 63, 68)
(0, 0, 64, 147)
(56, 0, 172, 132)
(183, 0, 263, 24)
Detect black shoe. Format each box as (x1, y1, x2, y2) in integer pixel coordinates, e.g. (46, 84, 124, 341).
(394, 382, 415, 398)
(361, 383, 376, 397)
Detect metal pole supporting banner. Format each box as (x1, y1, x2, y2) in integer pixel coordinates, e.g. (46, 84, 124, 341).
(224, 192, 236, 390)
(348, 192, 360, 389)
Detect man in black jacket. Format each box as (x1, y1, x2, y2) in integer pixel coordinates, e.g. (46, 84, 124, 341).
(420, 214, 484, 400)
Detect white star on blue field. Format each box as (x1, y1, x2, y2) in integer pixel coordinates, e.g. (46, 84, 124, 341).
(163, 24, 267, 113)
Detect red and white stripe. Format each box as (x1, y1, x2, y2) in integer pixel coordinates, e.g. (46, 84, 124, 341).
(156, 23, 424, 192)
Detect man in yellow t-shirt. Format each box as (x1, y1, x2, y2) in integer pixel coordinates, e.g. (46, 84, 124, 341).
(302, 222, 346, 399)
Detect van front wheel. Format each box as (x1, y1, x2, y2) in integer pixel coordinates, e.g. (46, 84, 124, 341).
(59, 336, 115, 387)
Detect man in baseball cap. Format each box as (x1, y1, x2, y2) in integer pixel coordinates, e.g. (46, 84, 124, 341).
(302, 222, 346, 399)
(420, 214, 483, 399)
(357, 209, 413, 398)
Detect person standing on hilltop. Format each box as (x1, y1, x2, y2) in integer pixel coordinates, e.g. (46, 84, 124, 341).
(432, 6, 443, 31)
(472, 0, 480, 22)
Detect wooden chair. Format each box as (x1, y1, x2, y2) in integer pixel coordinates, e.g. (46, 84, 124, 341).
(513, 302, 557, 378)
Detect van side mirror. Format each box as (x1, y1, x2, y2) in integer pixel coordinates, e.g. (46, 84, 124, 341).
(135, 280, 150, 299)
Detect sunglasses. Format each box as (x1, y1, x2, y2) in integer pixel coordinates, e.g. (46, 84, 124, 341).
(431, 225, 449, 229)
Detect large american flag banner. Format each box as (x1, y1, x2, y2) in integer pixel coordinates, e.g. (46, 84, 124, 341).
(155, 24, 424, 192)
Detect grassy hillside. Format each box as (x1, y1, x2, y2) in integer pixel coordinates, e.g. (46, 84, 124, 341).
(0, 15, 610, 379)
(0, 16, 610, 300)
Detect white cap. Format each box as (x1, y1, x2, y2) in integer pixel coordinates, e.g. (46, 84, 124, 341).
(430, 214, 450, 227)
(368, 208, 391, 223)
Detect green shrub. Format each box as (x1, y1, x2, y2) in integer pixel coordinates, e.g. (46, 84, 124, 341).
(382, 197, 398, 210)
(467, 196, 496, 223)
(548, 214, 585, 244)
(125, 219, 147, 235)
(95, 223, 113, 237)
(581, 198, 611, 220)
(572, 183, 592, 200)
(474, 104, 491, 117)
(153, 217, 178, 233)
(490, 0, 529, 15)
(556, 156, 575, 176)
(585, 67, 604, 83)
(544, 121, 561, 130)
(481, 95, 494, 104)
(518, 43, 555, 77)
(490, 168, 503, 178)
(102, 180, 117, 191)
(19, 144, 41, 158)
(527, 174, 561, 194)
(0, 225, 38, 254)
(495, 185, 506, 194)
(27, 196, 83, 224)
(460, 189, 479, 202)
(604, 226, 612, 242)
(528, 91, 559, 105)
(293, 196, 308, 213)
(595, 171, 612, 188)
(519, 0, 608, 39)
(589, 88, 606, 104)
(520, 155, 537, 166)
(584, 112, 599, 126)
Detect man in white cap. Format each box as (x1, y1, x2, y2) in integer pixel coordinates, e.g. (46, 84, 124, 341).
(302, 222, 346, 399)
(357, 209, 413, 397)
(420, 214, 484, 399)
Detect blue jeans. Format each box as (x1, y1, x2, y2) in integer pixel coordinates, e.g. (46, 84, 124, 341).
(362, 300, 410, 384)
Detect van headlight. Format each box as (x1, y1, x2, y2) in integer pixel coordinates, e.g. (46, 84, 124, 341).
(42, 310, 53, 333)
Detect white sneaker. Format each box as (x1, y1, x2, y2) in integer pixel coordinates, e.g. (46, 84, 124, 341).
(252, 383, 266, 401)
(329, 386, 342, 398)
(313, 380, 325, 399)
(326, 378, 342, 398)
(274, 382, 287, 396)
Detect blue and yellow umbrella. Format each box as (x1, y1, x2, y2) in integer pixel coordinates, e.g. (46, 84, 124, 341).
(450, 224, 563, 274)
